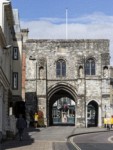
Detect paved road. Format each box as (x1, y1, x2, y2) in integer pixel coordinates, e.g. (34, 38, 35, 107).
(1, 127, 110, 150)
(1, 126, 75, 150)
(73, 131, 113, 150)
(53, 142, 75, 150)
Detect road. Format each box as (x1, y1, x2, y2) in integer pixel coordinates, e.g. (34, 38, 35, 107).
(1, 127, 110, 150)
(1, 126, 76, 150)
(73, 131, 113, 150)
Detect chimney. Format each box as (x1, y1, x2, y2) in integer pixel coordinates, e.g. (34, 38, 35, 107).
(21, 28, 29, 43)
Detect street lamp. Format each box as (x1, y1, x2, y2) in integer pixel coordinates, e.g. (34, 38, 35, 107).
(4, 45, 12, 49)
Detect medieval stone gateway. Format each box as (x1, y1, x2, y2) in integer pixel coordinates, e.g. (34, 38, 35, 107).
(25, 39, 111, 127)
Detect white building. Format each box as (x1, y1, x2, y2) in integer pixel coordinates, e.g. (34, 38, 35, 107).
(12, 9, 24, 118)
(0, 0, 23, 140)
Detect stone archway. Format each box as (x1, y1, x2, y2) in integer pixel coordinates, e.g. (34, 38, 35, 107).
(87, 100, 98, 127)
(48, 83, 77, 126)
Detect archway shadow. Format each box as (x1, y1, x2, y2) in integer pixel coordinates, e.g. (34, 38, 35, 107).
(1, 127, 40, 150)
(87, 100, 98, 127)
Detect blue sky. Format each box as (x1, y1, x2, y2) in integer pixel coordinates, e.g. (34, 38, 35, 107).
(12, 0, 113, 20)
(12, 0, 113, 64)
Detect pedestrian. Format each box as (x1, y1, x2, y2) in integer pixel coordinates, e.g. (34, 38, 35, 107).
(16, 114, 27, 141)
(34, 112, 38, 128)
(107, 124, 110, 131)
(26, 113, 30, 128)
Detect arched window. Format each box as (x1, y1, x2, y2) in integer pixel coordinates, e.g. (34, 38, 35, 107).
(85, 58, 95, 75)
(79, 66, 83, 77)
(56, 59, 66, 77)
(39, 66, 44, 79)
(103, 66, 108, 77)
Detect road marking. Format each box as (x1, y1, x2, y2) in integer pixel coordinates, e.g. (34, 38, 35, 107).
(108, 136, 113, 143)
(70, 137, 81, 150)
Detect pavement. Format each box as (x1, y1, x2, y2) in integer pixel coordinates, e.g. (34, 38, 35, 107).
(0, 126, 111, 150)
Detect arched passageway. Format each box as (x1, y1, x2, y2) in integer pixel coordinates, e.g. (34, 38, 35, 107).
(87, 101, 98, 127)
(48, 84, 77, 126)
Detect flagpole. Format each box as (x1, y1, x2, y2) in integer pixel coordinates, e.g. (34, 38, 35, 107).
(66, 8, 68, 40)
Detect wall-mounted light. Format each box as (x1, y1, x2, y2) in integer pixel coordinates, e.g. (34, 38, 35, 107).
(4, 45, 12, 49)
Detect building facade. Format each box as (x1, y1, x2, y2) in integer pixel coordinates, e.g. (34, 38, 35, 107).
(12, 9, 24, 118)
(0, 0, 15, 138)
(0, 1, 22, 139)
(25, 39, 111, 127)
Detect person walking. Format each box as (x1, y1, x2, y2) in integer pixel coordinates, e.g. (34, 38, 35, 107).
(34, 112, 38, 128)
(26, 113, 30, 128)
(16, 114, 27, 141)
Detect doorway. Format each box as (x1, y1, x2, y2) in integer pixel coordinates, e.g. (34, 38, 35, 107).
(87, 101, 98, 127)
(49, 89, 76, 126)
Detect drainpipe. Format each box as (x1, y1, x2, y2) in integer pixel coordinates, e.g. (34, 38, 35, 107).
(36, 61, 38, 111)
(46, 60, 48, 126)
(84, 55, 87, 128)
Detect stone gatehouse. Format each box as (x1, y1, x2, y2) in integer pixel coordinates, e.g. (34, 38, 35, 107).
(25, 39, 111, 127)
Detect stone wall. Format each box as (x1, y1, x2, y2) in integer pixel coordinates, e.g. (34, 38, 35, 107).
(25, 39, 110, 127)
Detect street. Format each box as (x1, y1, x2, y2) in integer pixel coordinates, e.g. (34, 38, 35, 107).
(73, 131, 113, 150)
(1, 126, 76, 150)
(1, 127, 112, 150)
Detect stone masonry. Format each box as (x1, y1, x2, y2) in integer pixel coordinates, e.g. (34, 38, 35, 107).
(25, 39, 111, 127)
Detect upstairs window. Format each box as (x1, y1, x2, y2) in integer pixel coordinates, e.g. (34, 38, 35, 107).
(56, 59, 66, 77)
(39, 66, 44, 79)
(13, 47, 18, 60)
(85, 58, 95, 75)
(103, 66, 108, 77)
(12, 72, 18, 90)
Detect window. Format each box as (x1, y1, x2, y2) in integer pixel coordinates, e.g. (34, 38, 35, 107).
(85, 58, 95, 75)
(103, 66, 108, 77)
(39, 66, 44, 79)
(79, 66, 83, 77)
(13, 47, 18, 60)
(12, 72, 18, 89)
(56, 59, 66, 77)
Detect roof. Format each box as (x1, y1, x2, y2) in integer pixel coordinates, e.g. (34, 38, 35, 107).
(4, 1, 14, 26)
(26, 39, 109, 43)
(0, 26, 6, 47)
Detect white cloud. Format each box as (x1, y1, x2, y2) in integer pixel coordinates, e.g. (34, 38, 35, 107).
(21, 13, 113, 65)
